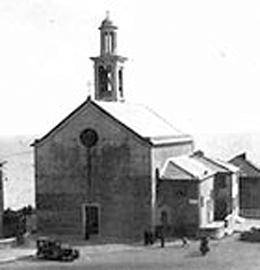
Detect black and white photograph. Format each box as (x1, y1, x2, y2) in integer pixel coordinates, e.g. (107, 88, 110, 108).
(0, 0, 260, 269)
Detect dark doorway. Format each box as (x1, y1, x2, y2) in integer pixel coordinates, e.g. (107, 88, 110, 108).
(84, 205, 99, 239)
(214, 199, 228, 220)
(161, 211, 168, 226)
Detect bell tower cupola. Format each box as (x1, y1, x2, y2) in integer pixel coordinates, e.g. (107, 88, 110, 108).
(90, 12, 127, 102)
(99, 11, 117, 56)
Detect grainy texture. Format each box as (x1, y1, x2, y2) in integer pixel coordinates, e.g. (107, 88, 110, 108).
(35, 101, 194, 240)
(35, 102, 153, 240)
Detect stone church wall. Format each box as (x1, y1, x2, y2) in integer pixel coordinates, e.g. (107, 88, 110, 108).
(35, 103, 151, 240)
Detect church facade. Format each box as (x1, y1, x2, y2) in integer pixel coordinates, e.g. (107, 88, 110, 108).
(33, 15, 194, 241)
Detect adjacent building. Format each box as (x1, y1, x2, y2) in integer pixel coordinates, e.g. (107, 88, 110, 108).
(158, 151, 239, 237)
(192, 151, 239, 220)
(230, 153, 260, 218)
(0, 161, 6, 238)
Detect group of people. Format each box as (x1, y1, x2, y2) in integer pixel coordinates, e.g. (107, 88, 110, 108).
(180, 236, 210, 255)
(144, 228, 210, 255)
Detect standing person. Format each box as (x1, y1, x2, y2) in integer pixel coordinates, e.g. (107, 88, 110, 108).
(16, 214, 26, 245)
(159, 225, 165, 248)
(181, 236, 190, 248)
(144, 230, 149, 246)
(199, 236, 210, 255)
(159, 211, 168, 248)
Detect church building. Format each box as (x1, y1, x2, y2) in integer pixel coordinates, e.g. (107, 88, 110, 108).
(33, 14, 238, 241)
(33, 14, 194, 241)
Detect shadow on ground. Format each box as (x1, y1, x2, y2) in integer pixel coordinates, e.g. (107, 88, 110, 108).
(185, 250, 202, 258)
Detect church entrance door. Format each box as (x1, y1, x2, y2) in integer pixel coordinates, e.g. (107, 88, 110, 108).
(83, 203, 100, 239)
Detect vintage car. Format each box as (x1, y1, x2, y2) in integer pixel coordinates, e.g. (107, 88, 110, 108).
(36, 237, 79, 262)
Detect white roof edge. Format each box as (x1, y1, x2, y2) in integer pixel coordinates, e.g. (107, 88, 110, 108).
(214, 159, 240, 173)
(149, 135, 193, 145)
(162, 155, 216, 180)
(192, 151, 240, 173)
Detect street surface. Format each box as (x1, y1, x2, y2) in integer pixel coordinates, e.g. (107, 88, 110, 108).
(2, 235, 260, 270)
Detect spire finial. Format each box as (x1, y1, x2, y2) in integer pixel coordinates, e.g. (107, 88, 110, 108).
(106, 10, 110, 20)
(86, 80, 92, 98)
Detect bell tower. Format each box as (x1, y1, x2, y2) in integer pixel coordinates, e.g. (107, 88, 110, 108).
(90, 12, 127, 102)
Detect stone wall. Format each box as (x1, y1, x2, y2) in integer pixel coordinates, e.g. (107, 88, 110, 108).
(35, 103, 151, 240)
(0, 169, 3, 237)
(157, 180, 199, 236)
(150, 141, 194, 227)
(240, 177, 260, 214)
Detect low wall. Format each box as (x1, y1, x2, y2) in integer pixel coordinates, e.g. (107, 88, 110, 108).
(0, 237, 16, 248)
(199, 221, 225, 239)
(240, 208, 260, 218)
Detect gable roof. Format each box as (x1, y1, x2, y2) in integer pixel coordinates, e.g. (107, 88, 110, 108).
(213, 158, 239, 173)
(161, 155, 215, 181)
(191, 151, 239, 174)
(33, 98, 192, 146)
(229, 153, 260, 178)
(160, 151, 239, 181)
(95, 101, 192, 143)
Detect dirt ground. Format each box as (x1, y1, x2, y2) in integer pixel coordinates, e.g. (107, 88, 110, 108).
(3, 233, 260, 270)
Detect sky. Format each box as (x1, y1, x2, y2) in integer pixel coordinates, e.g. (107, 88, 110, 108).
(1, 0, 260, 136)
(2, 0, 260, 209)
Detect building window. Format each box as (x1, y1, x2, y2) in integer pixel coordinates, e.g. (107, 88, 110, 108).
(176, 188, 187, 198)
(118, 69, 123, 96)
(200, 196, 205, 207)
(161, 211, 168, 225)
(216, 174, 227, 189)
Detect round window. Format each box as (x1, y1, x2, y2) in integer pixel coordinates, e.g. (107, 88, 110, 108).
(79, 129, 98, 148)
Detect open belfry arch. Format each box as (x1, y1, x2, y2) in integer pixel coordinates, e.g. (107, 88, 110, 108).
(90, 12, 127, 102)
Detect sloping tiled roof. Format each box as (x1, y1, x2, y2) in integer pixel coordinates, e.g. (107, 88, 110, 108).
(161, 155, 215, 180)
(191, 152, 227, 174)
(213, 158, 239, 173)
(229, 153, 260, 178)
(34, 98, 193, 146)
(161, 151, 239, 181)
(192, 151, 239, 173)
(96, 101, 192, 143)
